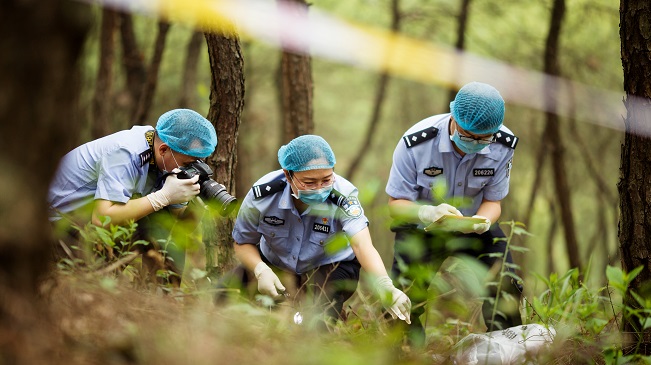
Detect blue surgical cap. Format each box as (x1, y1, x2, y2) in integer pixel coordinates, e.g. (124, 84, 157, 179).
(156, 109, 217, 158)
(450, 82, 505, 135)
(278, 135, 336, 172)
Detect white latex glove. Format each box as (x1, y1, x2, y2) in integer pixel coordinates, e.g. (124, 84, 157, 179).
(253, 262, 286, 299)
(457, 215, 491, 234)
(418, 203, 462, 224)
(471, 215, 491, 234)
(376, 275, 411, 324)
(147, 169, 201, 211)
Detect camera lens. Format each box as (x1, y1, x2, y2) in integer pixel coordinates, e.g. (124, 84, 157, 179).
(200, 180, 238, 216)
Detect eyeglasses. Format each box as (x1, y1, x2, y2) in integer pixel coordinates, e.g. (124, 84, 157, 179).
(455, 127, 495, 145)
(291, 174, 335, 190)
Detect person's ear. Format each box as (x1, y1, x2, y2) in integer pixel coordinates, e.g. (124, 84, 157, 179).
(282, 169, 291, 181)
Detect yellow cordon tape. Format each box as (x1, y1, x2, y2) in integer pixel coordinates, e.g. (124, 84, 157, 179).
(85, 0, 637, 135)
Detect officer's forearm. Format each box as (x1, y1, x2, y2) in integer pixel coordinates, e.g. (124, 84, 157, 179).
(92, 198, 155, 226)
(350, 228, 389, 277)
(476, 200, 501, 223)
(387, 197, 421, 221)
(233, 242, 264, 271)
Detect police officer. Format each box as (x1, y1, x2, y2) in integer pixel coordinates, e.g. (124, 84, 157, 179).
(386, 82, 522, 344)
(220, 135, 410, 324)
(48, 109, 218, 282)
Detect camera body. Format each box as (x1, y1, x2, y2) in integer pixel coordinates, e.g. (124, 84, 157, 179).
(176, 160, 237, 216)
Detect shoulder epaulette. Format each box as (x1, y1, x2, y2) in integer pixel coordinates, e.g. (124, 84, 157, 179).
(402, 127, 439, 148)
(493, 130, 519, 149)
(253, 179, 287, 199)
(327, 189, 362, 218)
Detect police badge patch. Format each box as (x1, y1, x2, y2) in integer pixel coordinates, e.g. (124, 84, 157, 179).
(263, 216, 285, 226)
(423, 167, 443, 177)
(328, 190, 363, 218)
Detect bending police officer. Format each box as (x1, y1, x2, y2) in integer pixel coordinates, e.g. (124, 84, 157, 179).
(385, 82, 522, 344)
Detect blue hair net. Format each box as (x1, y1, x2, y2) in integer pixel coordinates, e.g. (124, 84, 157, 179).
(156, 109, 217, 158)
(278, 135, 336, 172)
(450, 82, 505, 135)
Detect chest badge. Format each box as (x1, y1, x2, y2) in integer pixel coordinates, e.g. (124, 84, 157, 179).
(423, 167, 443, 177)
(473, 168, 495, 177)
(263, 216, 285, 226)
(313, 223, 330, 233)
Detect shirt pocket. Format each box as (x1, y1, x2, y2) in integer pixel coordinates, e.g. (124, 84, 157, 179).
(466, 176, 491, 198)
(309, 231, 348, 255)
(257, 224, 290, 251)
(416, 174, 446, 202)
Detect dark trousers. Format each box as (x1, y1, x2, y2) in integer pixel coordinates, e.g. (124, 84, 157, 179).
(391, 224, 522, 345)
(216, 251, 361, 321)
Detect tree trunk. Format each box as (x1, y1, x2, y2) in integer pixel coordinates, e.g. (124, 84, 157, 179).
(118, 12, 146, 122)
(346, 0, 402, 181)
(179, 31, 204, 109)
(204, 30, 245, 277)
(447, 0, 472, 103)
(278, 0, 313, 143)
(0, 0, 88, 362)
(619, 0, 651, 352)
(133, 21, 170, 125)
(543, 0, 581, 270)
(92, 8, 117, 138)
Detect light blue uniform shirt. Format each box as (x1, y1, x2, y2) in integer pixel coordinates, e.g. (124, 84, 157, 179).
(48, 125, 159, 221)
(386, 114, 515, 218)
(233, 170, 369, 275)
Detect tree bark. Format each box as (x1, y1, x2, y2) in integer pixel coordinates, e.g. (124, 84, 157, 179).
(0, 0, 88, 362)
(346, 0, 401, 181)
(118, 12, 146, 121)
(133, 21, 170, 125)
(204, 30, 245, 276)
(543, 0, 581, 270)
(447, 0, 472, 103)
(278, 0, 313, 143)
(619, 0, 651, 352)
(92, 8, 117, 138)
(179, 31, 204, 109)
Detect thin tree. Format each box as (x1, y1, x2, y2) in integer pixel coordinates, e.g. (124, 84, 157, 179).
(179, 31, 204, 109)
(345, 0, 402, 181)
(0, 0, 88, 362)
(118, 11, 146, 123)
(542, 0, 581, 270)
(278, 0, 313, 143)
(204, 28, 245, 276)
(92, 8, 117, 138)
(447, 0, 472, 103)
(133, 21, 171, 125)
(619, 0, 651, 353)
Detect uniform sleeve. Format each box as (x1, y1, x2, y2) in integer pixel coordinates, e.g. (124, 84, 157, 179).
(337, 186, 369, 238)
(232, 190, 262, 245)
(95, 147, 139, 203)
(385, 139, 420, 201)
(482, 149, 514, 201)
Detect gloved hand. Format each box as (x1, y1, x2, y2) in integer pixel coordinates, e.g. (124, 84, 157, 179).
(418, 203, 462, 224)
(457, 215, 491, 234)
(376, 275, 411, 324)
(147, 169, 201, 211)
(253, 262, 286, 299)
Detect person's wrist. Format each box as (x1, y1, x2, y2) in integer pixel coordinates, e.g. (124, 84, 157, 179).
(418, 205, 431, 223)
(253, 262, 270, 279)
(147, 190, 170, 211)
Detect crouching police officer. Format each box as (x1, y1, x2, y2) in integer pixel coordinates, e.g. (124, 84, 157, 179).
(217, 135, 410, 324)
(48, 109, 218, 285)
(386, 82, 523, 345)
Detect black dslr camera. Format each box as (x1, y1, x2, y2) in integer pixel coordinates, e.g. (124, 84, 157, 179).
(176, 160, 238, 216)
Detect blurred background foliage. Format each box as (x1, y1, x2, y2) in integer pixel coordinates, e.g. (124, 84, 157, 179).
(74, 0, 622, 294)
